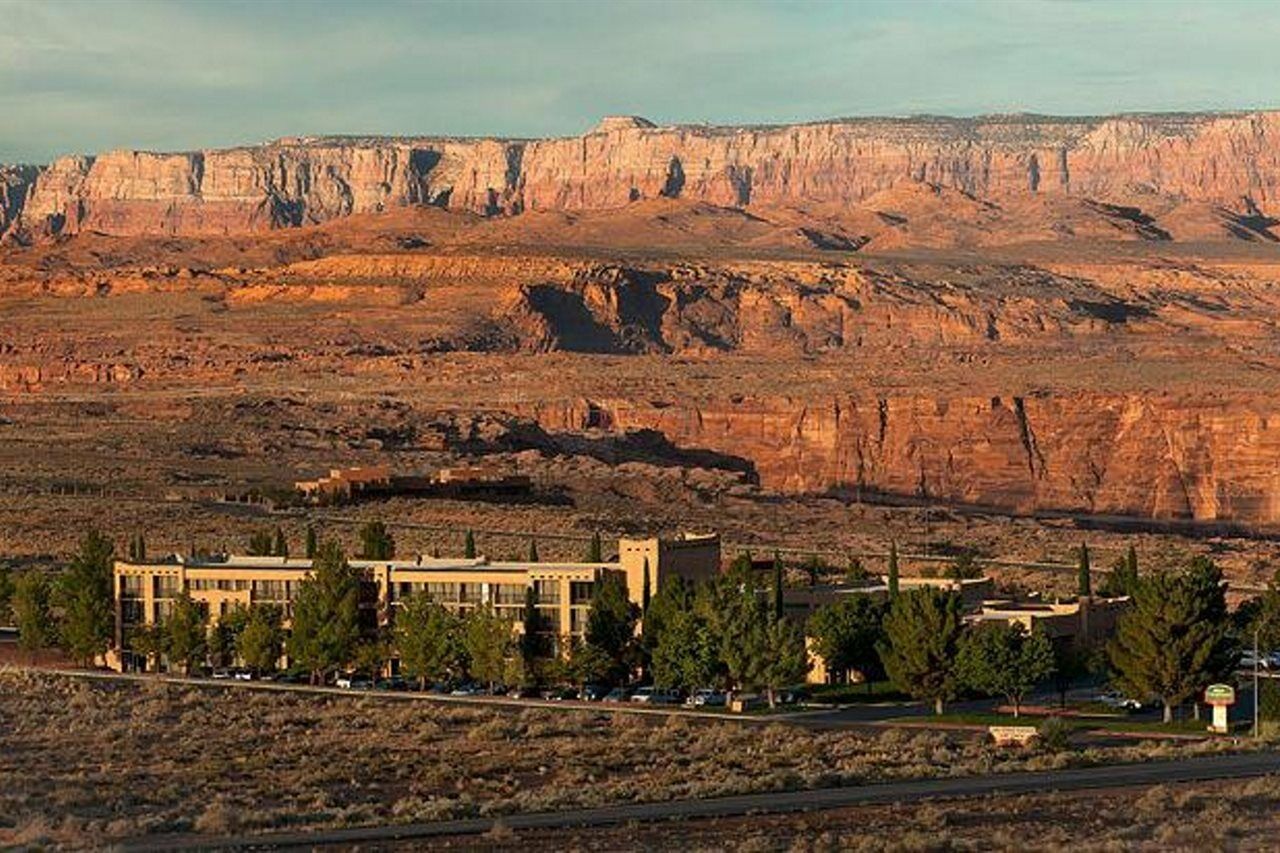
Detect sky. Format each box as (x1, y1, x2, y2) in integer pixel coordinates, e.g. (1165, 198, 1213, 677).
(2, 0, 1279, 163)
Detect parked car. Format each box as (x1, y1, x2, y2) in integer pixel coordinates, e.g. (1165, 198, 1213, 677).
(1097, 691, 1144, 711)
(547, 687, 579, 701)
(508, 685, 541, 699)
(687, 689, 727, 707)
(374, 677, 409, 691)
(602, 687, 632, 703)
(232, 669, 254, 681)
(336, 675, 372, 690)
(450, 682, 484, 696)
(1240, 651, 1280, 670)
(631, 687, 681, 705)
(211, 669, 232, 680)
(581, 683, 610, 701)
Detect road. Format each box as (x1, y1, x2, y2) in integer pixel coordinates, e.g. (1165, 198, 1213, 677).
(122, 750, 1280, 851)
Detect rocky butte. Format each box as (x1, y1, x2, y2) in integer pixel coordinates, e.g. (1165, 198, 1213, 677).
(4, 111, 1280, 242)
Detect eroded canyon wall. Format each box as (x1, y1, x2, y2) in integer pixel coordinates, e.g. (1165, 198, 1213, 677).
(6, 111, 1280, 239)
(518, 393, 1280, 525)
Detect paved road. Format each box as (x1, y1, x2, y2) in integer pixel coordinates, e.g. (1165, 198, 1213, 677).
(123, 750, 1280, 851)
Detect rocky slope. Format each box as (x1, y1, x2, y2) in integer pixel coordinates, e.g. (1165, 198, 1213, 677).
(5, 112, 1280, 242)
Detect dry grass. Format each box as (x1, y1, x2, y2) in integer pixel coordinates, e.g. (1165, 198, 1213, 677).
(461, 775, 1280, 851)
(0, 671, 1254, 847)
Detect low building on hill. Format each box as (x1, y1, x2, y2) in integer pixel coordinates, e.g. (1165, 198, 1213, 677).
(294, 466, 392, 501)
(784, 575, 995, 620)
(968, 595, 1130, 646)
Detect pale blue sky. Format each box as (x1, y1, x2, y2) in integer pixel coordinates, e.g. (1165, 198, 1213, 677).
(2, 0, 1278, 163)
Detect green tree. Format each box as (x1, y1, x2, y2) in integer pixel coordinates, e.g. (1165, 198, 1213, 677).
(878, 587, 963, 715)
(359, 520, 395, 560)
(519, 586, 550, 665)
(1108, 559, 1236, 723)
(527, 537, 540, 563)
(464, 530, 477, 559)
(353, 635, 390, 680)
(585, 573, 639, 681)
(208, 606, 250, 669)
(845, 555, 868, 585)
(0, 563, 14, 624)
(946, 551, 982, 580)
(760, 617, 810, 706)
(238, 605, 284, 674)
(808, 596, 885, 686)
(247, 529, 275, 556)
(165, 592, 207, 674)
(730, 550, 754, 573)
(1103, 544, 1140, 598)
(586, 531, 603, 562)
(1077, 542, 1092, 598)
(803, 553, 822, 587)
(126, 533, 147, 562)
(956, 622, 1055, 717)
(641, 557, 652, 616)
(288, 541, 366, 684)
(272, 527, 289, 558)
(887, 541, 900, 599)
(13, 572, 56, 659)
(305, 526, 318, 559)
(127, 622, 165, 674)
(651, 606, 718, 691)
(397, 596, 464, 689)
(463, 605, 515, 690)
(56, 530, 115, 666)
(567, 639, 616, 687)
(1247, 567, 1280, 651)
(772, 552, 784, 622)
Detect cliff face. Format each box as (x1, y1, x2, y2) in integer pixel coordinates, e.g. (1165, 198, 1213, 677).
(519, 393, 1280, 525)
(7, 111, 1280, 240)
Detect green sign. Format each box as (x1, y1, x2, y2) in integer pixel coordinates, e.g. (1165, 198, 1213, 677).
(1205, 683, 1236, 705)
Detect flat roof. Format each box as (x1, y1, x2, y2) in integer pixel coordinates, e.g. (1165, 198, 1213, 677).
(117, 554, 613, 574)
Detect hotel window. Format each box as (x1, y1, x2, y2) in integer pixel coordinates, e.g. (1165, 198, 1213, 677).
(460, 583, 483, 604)
(153, 576, 179, 599)
(534, 580, 561, 604)
(569, 581, 594, 605)
(493, 584, 525, 605)
(120, 576, 144, 598)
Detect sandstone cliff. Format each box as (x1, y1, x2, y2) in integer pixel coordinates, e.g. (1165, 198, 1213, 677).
(7, 111, 1280, 242)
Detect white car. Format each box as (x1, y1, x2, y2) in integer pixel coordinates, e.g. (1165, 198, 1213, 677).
(1240, 651, 1280, 671)
(687, 689, 727, 707)
(630, 687, 681, 705)
(1097, 691, 1143, 711)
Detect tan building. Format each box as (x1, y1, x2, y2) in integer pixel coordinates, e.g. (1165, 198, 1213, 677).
(785, 575, 996, 620)
(618, 533, 721, 607)
(968, 596, 1130, 646)
(294, 466, 392, 501)
(111, 533, 721, 670)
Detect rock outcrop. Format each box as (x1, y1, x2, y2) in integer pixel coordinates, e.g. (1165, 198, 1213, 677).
(7, 111, 1280, 241)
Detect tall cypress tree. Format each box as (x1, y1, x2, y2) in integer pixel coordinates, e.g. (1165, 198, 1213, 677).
(641, 557, 651, 615)
(887, 540, 900, 600)
(305, 526, 318, 559)
(772, 551, 784, 622)
(1077, 542, 1092, 598)
(464, 530, 477, 559)
(587, 531, 603, 562)
(528, 538, 540, 562)
(272, 527, 288, 558)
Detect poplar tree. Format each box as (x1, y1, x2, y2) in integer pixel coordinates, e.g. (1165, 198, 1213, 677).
(1077, 542, 1092, 598)
(878, 587, 963, 714)
(641, 557, 651, 616)
(272, 527, 289, 558)
(305, 527, 318, 559)
(464, 530, 477, 559)
(772, 551, 784, 622)
(528, 538, 540, 563)
(887, 540, 900, 599)
(587, 531, 603, 562)
(247, 530, 275, 557)
(358, 521, 395, 560)
(808, 596, 885, 686)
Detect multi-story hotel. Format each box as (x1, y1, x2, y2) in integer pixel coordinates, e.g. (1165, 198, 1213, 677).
(110, 533, 721, 670)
